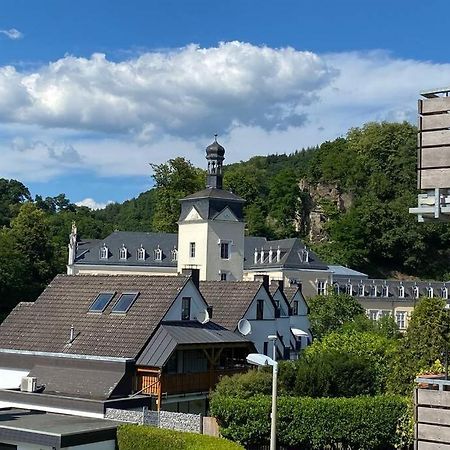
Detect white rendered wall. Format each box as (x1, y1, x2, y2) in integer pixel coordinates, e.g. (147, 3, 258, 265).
(177, 222, 209, 279)
(163, 281, 208, 321)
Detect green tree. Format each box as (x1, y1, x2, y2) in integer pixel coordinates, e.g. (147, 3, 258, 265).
(151, 158, 204, 232)
(308, 291, 366, 339)
(388, 296, 448, 394)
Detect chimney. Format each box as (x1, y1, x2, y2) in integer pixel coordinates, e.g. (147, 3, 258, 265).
(182, 268, 200, 288)
(254, 274, 269, 290)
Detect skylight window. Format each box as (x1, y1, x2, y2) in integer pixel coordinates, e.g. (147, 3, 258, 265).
(89, 293, 115, 312)
(111, 292, 139, 313)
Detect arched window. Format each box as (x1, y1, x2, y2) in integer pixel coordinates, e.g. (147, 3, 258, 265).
(382, 285, 389, 297)
(442, 286, 448, 300)
(154, 247, 162, 261)
(370, 285, 377, 297)
(333, 283, 340, 294)
(358, 284, 365, 297)
(346, 283, 353, 296)
(137, 246, 146, 261)
(119, 245, 128, 260)
(427, 286, 434, 298)
(398, 285, 405, 298)
(100, 244, 108, 260)
(171, 248, 178, 262)
(412, 286, 419, 299)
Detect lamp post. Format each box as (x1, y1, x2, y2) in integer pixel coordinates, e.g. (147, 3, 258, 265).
(445, 304, 450, 380)
(246, 335, 278, 450)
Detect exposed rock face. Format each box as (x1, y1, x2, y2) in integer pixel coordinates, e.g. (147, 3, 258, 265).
(297, 179, 353, 243)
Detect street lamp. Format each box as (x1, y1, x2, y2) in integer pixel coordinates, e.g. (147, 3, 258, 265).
(246, 335, 278, 450)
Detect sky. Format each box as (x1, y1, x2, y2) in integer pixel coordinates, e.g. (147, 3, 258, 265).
(1, 0, 450, 209)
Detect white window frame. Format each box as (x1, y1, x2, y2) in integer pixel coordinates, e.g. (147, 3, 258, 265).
(171, 248, 178, 262)
(317, 280, 327, 296)
(346, 283, 353, 296)
(220, 241, 230, 260)
(382, 285, 389, 297)
(137, 247, 146, 261)
(427, 287, 434, 298)
(413, 286, 419, 299)
(358, 284, 365, 297)
(442, 287, 448, 300)
(333, 283, 340, 294)
(119, 245, 127, 260)
(154, 247, 162, 261)
(398, 285, 405, 298)
(395, 311, 407, 330)
(370, 285, 377, 297)
(189, 242, 196, 258)
(100, 244, 108, 260)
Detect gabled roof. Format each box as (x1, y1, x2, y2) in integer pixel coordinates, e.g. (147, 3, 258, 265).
(75, 231, 178, 267)
(283, 285, 300, 303)
(199, 281, 265, 329)
(0, 274, 190, 359)
(137, 321, 251, 367)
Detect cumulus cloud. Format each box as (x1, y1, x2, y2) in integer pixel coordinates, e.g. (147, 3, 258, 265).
(0, 42, 335, 137)
(0, 28, 23, 40)
(75, 198, 113, 210)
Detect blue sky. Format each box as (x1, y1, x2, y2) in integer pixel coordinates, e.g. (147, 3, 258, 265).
(1, 0, 450, 208)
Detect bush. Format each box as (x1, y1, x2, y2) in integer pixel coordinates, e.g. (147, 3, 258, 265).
(212, 369, 273, 398)
(117, 424, 244, 450)
(293, 350, 377, 397)
(210, 395, 411, 449)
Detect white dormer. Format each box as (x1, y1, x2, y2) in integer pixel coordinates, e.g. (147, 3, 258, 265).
(427, 286, 433, 298)
(100, 244, 108, 260)
(154, 246, 162, 261)
(260, 248, 264, 264)
(137, 246, 146, 261)
(276, 246, 281, 263)
(171, 248, 178, 262)
(254, 248, 258, 264)
(442, 286, 448, 300)
(399, 284, 405, 298)
(119, 244, 128, 260)
(358, 283, 365, 297)
(299, 249, 309, 263)
(268, 247, 273, 263)
(382, 284, 389, 297)
(370, 284, 377, 297)
(346, 282, 353, 296)
(413, 286, 419, 299)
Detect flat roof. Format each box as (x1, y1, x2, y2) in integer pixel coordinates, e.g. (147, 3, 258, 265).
(0, 408, 117, 448)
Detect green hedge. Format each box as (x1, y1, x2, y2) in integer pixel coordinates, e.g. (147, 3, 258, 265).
(210, 395, 412, 449)
(117, 424, 244, 450)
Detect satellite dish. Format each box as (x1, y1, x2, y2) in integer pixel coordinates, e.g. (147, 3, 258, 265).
(237, 319, 252, 336)
(196, 309, 210, 325)
(291, 328, 309, 338)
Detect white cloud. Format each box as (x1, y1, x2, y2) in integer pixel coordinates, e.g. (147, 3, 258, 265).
(0, 42, 335, 137)
(75, 198, 113, 210)
(0, 28, 23, 40)
(1, 44, 450, 188)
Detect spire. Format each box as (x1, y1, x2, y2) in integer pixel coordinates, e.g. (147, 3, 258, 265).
(205, 135, 225, 189)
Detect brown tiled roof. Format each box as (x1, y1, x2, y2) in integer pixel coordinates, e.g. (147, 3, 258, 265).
(199, 281, 262, 329)
(0, 274, 189, 359)
(283, 286, 299, 303)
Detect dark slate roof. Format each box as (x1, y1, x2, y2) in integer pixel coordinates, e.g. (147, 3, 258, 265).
(244, 237, 329, 271)
(181, 188, 244, 202)
(199, 281, 263, 329)
(137, 321, 251, 367)
(0, 274, 189, 358)
(28, 365, 124, 400)
(75, 231, 178, 267)
(332, 277, 450, 301)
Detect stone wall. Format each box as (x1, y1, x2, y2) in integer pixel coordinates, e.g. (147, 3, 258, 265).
(105, 407, 202, 434)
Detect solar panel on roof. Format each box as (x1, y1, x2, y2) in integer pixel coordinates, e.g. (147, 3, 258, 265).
(111, 292, 139, 313)
(89, 293, 115, 312)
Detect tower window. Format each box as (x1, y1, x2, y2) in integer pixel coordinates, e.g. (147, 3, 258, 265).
(220, 272, 227, 281)
(189, 242, 196, 258)
(181, 297, 191, 320)
(220, 242, 230, 259)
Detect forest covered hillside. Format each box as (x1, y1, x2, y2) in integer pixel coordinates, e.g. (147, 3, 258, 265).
(1, 121, 450, 318)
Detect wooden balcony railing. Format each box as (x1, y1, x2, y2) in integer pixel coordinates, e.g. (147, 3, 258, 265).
(161, 368, 244, 395)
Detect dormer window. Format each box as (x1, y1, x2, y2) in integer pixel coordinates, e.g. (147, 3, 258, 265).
(427, 286, 433, 298)
(154, 246, 162, 261)
(370, 285, 377, 297)
(358, 284, 365, 297)
(299, 249, 309, 263)
(399, 285, 405, 298)
(382, 285, 389, 297)
(119, 245, 128, 260)
(171, 248, 178, 262)
(100, 244, 108, 260)
(333, 282, 340, 294)
(137, 246, 146, 261)
(346, 283, 353, 296)
(442, 286, 448, 300)
(412, 286, 419, 299)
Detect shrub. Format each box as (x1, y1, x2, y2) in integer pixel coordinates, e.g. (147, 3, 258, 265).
(212, 368, 273, 398)
(210, 395, 411, 449)
(293, 350, 377, 397)
(117, 424, 244, 450)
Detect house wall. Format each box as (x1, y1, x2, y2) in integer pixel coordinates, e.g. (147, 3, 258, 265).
(289, 290, 311, 348)
(162, 281, 208, 321)
(177, 222, 209, 279)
